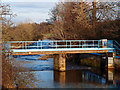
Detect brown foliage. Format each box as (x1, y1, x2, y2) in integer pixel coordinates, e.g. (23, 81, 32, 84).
(49, 1, 118, 40)
(3, 22, 52, 41)
(95, 19, 120, 40)
(2, 54, 15, 88)
(2, 53, 38, 88)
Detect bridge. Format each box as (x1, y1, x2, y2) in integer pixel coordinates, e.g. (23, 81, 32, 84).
(4, 39, 120, 71)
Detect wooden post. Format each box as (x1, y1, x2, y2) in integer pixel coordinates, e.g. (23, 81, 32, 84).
(53, 54, 66, 71)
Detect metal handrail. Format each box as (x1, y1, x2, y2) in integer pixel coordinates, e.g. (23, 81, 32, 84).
(7, 40, 106, 50)
(114, 40, 120, 47)
(113, 40, 120, 55)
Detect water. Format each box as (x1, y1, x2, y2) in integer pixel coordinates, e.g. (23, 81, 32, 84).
(13, 54, 120, 88)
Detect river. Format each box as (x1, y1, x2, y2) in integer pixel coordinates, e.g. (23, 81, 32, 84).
(12, 54, 120, 88)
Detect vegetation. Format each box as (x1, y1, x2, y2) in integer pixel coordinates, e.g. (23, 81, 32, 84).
(48, 1, 120, 41)
(2, 53, 38, 88)
(2, 1, 120, 41)
(1, 0, 120, 88)
(1, 2, 38, 88)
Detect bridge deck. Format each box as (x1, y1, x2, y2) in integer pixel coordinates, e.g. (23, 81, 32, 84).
(12, 48, 114, 55)
(4, 40, 120, 56)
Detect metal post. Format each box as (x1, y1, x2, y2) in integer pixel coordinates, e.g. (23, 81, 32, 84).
(52, 41, 53, 49)
(25, 42, 26, 49)
(66, 40, 67, 48)
(112, 40, 113, 48)
(56, 41, 57, 49)
(98, 40, 99, 48)
(79, 41, 80, 48)
(9, 42, 11, 50)
(82, 41, 83, 48)
(22, 42, 24, 49)
(93, 40, 94, 48)
(37, 41, 38, 49)
(41, 41, 42, 49)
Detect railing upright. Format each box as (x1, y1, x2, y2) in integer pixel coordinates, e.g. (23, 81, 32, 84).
(66, 40, 67, 48)
(41, 41, 42, 49)
(98, 40, 99, 48)
(9, 42, 11, 50)
(79, 41, 80, 48)
(37, 41, 38, 49)
(25, 42, 27, 49)
(52, 41, 53, 49)
(112, 40, 113, 48)
(82, 41, 83, 48)
(70, 41, 71, 48)
(56, 41, 57, 49)
(22, 42, 23, 49)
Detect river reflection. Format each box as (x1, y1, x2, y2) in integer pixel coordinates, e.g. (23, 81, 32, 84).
(18, 69, 120, 88)
(13, 55, 120, 88)
(53, 69, 120, 88)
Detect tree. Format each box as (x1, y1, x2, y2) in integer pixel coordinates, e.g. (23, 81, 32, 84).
(49, 0, 118, 40)
(0, 1, 16, 41)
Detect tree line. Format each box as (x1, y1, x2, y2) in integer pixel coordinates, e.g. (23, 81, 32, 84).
(48, 1, 120, 41)
(1, 1, 120, 42)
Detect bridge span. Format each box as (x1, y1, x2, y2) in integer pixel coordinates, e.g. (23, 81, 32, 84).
(4, 39, 120, 71)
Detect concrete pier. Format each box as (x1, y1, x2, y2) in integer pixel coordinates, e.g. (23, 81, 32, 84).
(53, 54, 66, 71)
(107, 53, 114, 69)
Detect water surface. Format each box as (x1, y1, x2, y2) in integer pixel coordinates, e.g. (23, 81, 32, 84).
(13, 54, 120, 88)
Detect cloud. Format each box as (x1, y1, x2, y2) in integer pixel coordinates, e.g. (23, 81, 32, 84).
(3, 0, 58, 2)
(9, 2, 56, 24)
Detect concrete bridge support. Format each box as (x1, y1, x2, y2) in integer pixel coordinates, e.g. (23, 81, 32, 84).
(53, 54, 66, 71)
(107, 53, 115, 69)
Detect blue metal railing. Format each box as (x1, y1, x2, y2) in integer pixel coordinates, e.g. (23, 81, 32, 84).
(6, 40, 114, 50)
(113, 40, 120, 55)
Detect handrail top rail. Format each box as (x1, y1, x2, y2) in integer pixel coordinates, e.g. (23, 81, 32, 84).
(7, 40, 114, 43)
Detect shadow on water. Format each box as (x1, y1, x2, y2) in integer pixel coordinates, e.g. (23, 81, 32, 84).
(54, 69, 120, 88)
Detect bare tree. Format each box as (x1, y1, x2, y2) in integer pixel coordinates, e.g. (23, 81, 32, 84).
(49, 0, 118, 40)
(0, 1, 16, 41)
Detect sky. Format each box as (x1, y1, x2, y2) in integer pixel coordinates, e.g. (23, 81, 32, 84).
(2, 0, 118, 24)
(2, 0, 58, 24)
(3, 0, 59, 2)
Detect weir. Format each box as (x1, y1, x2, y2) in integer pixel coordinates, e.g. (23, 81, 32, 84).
(4, 39, 120, 71)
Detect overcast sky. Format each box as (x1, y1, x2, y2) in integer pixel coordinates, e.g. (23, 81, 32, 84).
(2, 0, 58, 24)
(3, 0, 59, 2)
(3, 0, 118, 24)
